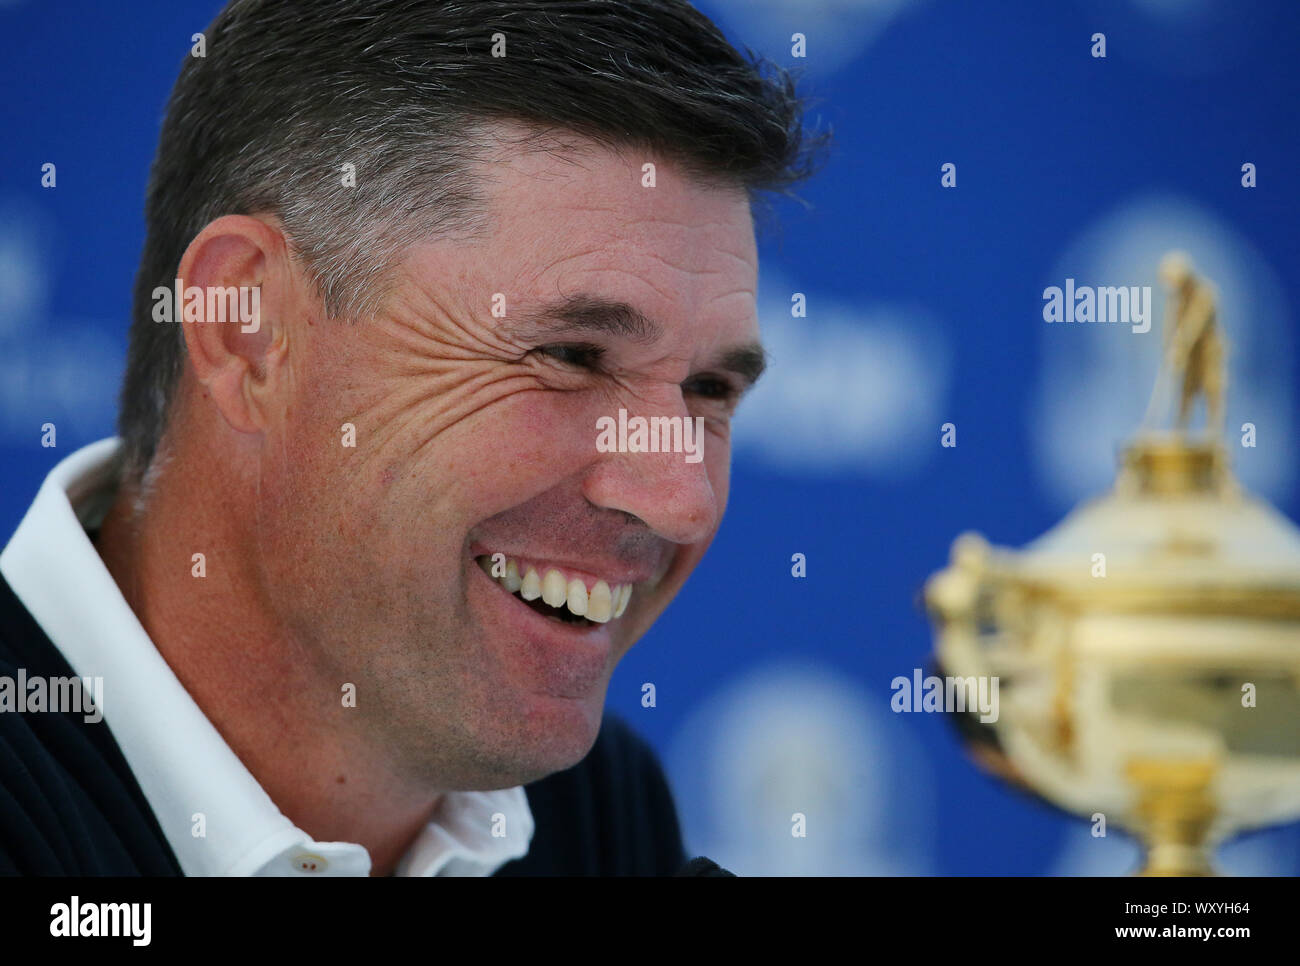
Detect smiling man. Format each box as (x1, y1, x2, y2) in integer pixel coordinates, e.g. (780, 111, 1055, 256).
(0, 0, 820, 876)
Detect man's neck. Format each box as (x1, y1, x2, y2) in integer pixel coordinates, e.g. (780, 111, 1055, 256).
(94, 464, 440, 876)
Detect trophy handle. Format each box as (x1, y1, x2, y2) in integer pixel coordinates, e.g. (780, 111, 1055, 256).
(926, 532, 996, 682)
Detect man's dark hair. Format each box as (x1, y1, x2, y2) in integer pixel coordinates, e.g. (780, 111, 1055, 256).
(120, 0, 826, 486)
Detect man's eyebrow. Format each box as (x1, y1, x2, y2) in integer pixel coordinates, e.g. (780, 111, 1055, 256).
(507, 294, 663, 344)
(712, 343, 767, 390)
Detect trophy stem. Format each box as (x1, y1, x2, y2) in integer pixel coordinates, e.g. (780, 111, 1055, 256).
(1126, 759, 1218, 876)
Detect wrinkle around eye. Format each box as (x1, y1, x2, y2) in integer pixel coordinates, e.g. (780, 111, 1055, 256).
(503, 353, 624, 403)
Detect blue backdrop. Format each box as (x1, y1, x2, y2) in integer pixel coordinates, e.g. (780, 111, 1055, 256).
(2, 0, 1297, 875)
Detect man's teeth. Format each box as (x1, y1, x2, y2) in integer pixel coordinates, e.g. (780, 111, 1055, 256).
(567, 579, 588, 616)
(542, 569, 566, 608)
(520, 566, 542, 601)
(588, 580, 612, 622)
(503, 559, 522, 594)
(477, 555, 633, 623)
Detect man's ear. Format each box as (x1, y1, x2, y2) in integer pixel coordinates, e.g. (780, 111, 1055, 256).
(173, 214, 295, 436)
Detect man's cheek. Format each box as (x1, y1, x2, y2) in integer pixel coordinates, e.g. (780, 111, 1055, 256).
(433, 392, 593, 497)
(707, 441, 733, 518)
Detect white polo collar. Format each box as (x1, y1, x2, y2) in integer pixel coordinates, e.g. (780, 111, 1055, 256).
(0, 438, 534, 876)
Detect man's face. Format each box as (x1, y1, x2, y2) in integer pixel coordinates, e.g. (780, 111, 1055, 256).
(256, 131, 761, 790)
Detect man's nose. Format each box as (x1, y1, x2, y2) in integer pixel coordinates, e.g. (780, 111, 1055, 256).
(582, 406, 719, 547)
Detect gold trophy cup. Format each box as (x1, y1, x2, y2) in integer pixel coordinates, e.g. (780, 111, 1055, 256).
(924, 254, 1300, 875)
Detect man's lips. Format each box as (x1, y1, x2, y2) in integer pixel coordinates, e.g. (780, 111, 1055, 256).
(470, 550, 650, 625)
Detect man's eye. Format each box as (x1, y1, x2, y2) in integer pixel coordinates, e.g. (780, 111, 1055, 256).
(536, 344, 605, 369)
(683, 375, 739, 401)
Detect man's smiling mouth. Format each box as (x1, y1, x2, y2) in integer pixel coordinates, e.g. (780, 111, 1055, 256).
(474, 554, 634, 627)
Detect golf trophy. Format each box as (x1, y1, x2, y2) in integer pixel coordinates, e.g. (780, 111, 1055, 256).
(924, 253, 1300, 875)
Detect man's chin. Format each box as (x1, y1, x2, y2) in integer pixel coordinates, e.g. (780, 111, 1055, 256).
(511, 690, 607, 780)
(393, 686, 603, 791)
